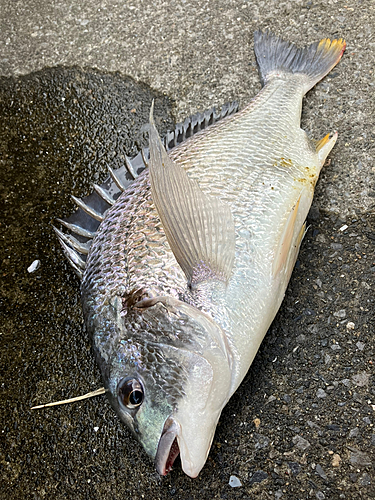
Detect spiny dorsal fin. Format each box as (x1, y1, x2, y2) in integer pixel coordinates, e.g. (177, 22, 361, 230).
(148, 102, 235, 286)
(164, 101, 238, 150)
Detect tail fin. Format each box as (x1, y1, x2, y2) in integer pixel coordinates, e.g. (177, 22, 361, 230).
(254, 31, 346, 93)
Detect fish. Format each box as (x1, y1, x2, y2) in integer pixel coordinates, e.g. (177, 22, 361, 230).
(55, 31, 346, 478)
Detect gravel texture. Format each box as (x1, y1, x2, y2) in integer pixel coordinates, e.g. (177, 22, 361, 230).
(1, 1, 374, 499)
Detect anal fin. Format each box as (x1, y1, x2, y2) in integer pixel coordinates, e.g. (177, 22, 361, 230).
(285, 221, 307, 283)
(273, 196, 302, 278)
(148, 102, 235, 286)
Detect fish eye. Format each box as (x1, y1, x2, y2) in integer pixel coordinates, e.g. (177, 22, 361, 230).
(118, 378, 144, 409)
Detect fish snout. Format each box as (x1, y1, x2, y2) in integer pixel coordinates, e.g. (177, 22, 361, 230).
(155, 417, 181, 476)
(155, 411, 220, 478)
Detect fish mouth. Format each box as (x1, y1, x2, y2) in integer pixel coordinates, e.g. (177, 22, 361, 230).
(155, 417, 181, 476)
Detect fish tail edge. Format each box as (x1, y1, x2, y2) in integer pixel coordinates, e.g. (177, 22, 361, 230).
(254, 31, 346, 93)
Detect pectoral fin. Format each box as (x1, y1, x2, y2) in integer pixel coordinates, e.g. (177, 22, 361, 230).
(273, 196, 304, 278)
(148, 102, 235, 286)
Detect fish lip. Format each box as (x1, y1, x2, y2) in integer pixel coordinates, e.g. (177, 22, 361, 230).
(155, 417, 181, 476)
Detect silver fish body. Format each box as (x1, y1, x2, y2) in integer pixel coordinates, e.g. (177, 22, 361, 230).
(58, 31, 346, 477)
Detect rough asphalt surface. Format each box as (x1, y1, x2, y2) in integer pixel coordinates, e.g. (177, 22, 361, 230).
(1, 1, 374, 499)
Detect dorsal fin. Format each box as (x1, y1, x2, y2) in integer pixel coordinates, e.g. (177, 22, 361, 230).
(148, 102, 235, 286)
(164, 101, 238, 150)
(57, 101, 239, 277)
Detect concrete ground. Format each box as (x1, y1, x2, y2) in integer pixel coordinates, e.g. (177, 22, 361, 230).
(0, 1, 374, 499)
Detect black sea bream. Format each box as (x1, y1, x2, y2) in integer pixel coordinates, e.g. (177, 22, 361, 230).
(56, 31, 346, 477)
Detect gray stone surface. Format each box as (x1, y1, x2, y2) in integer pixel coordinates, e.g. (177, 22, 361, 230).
(1, 1, 374, 499)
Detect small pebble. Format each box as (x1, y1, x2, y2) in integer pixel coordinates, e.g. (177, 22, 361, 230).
(339, 224, 348, 231)
(349, 428, 359, 438)
(325, 354, 331, 365)
(254, 433, 270, 449)
(327, 424, 340, 432)
(93, 426, 99, 432)
(346, 321, 355, 330)
(334, 309, 346, 318)
(317, 388, 327, 398)
(331, 344, 341, 350)
(292, 435, 311, 451)
(359, 472, 371, 486)
(27, 259, 40, 273)
(316, 464, 327, 480)
(352, 372, 370, 387)
(229, 475, 242, 488)
(349, 448, 371, 466)
(332, 454, 341, 467)
(331, 242, 343, 250)
(249, 470, 268, 485)
(352, 392, 362, 402)
(288, 462, 300, 476)
(356, 342, 365, 351)
(308, 420, 321, 430)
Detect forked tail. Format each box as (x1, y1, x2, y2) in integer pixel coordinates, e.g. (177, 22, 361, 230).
(254, 31, 346, 94)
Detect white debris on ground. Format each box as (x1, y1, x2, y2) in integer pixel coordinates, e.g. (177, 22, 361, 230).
(229, 475, 242, 488)
(27, 260, 40, 273)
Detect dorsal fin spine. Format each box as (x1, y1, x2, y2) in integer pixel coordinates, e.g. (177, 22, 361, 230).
(108, 166, 126, 192)
(93, 184, 115, 205)
(56, 219, 95, 239)
(54, 227, 91, 255)
(71, 196, 105, 222)
(124, 156, 138, 179)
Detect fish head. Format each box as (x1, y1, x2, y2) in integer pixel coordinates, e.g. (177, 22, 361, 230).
(100, 295, 232, 478)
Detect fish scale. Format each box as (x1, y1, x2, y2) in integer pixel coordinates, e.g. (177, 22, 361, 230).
(56, 31, 346, 478)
